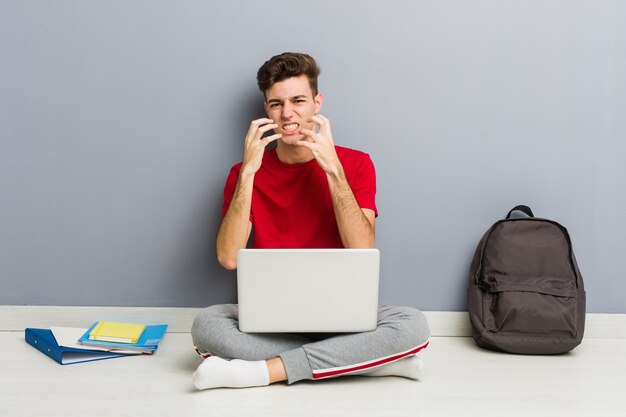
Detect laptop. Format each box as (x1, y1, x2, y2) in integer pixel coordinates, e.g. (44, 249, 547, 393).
(237, 249, 380, 333)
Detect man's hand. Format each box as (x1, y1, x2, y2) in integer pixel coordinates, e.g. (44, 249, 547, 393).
(242, 118, 282, 176)
(298, 115, 342, 176)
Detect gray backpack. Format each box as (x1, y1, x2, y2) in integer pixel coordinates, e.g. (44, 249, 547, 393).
(468, 205, 586, 354)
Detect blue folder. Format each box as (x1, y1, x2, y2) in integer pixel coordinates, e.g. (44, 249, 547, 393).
(25, 328, 129, 365)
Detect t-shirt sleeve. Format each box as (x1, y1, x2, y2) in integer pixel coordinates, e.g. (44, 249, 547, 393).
(349, 153, 378, 217)
(221, 164, 253, 222)
(221, 166, 239, 219)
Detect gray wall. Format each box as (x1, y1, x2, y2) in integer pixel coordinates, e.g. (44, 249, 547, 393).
(1, 1, 624, 312)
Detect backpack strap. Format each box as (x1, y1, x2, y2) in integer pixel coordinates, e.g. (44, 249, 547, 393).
(506, 205, 534, 219)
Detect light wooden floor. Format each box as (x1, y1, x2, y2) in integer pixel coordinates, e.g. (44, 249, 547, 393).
(2, 330, 625, 417)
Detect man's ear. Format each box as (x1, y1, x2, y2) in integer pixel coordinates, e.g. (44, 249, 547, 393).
(314, 93, 324, 113)
(263, 101, 269, 117)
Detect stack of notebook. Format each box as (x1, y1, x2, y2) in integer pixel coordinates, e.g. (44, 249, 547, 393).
(77, 321, 167, 353)
(25, 321, 168, 365)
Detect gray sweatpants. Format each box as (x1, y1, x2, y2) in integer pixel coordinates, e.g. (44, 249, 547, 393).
(191, 304, 430, 384)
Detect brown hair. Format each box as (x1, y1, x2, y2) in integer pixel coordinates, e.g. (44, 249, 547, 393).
(257, 52, 321, 97)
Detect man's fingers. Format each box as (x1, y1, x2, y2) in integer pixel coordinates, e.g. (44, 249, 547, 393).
(248, 123, 278, 143)
(251, 117, 275, 127)
(261, 133, 282, 145)
(246, 118, 274, 134)
(254, 123, 278, 142)
(246, 118, 277, 142)
(257, 123, 278, 135)
(295, 140, 315, 150)
(299, 128, 318, 141)
(311, 114, 331, 136)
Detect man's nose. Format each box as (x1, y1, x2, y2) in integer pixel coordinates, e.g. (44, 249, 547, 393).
(281, 101, 294, 119)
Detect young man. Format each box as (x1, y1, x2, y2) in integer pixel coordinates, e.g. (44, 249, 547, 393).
(191, 52, 430, 390)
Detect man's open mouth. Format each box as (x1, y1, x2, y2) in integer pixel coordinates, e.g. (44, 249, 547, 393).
(283, 123, 299, 133)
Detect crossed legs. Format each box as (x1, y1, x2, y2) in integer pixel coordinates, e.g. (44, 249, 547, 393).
(191, 304, 430, 389)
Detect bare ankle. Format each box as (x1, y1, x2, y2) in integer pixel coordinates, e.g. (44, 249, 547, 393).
(266, 357, 288, 384)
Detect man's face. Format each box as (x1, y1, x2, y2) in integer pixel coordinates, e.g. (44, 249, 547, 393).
(264, 75, 323, 146)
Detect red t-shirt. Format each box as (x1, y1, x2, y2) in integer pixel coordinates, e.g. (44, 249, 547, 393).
(221, 146, 377, 248)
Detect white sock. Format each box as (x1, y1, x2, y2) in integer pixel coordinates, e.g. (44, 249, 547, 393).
(193, 356, 270, 390)
(363, 355, 425, 380)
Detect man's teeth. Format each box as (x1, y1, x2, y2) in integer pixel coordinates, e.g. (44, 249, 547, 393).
(283, 124, 298, 132)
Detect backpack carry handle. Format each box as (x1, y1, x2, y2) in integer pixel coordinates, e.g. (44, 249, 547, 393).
(506, 205, 534, 219)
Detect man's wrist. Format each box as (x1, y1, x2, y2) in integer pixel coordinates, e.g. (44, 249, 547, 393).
(325, 161, 346, 183)
(239, 166, 256, 182)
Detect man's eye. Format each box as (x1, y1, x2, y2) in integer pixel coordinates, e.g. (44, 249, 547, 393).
(270, 103, 281, 108)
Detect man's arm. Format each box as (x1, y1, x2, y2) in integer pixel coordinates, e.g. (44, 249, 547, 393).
(216, 173, 254, 270)
(216, 118, 281, 270)
(326, 167, 376, 248)
(299, 115, 376, 248)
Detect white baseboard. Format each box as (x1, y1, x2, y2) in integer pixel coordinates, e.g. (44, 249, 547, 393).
(0, 306, 624, 338)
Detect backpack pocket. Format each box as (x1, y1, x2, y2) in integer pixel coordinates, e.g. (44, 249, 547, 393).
(482, 275, 578, 337)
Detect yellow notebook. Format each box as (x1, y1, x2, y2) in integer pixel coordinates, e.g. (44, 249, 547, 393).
(88, 321, 146, 344)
